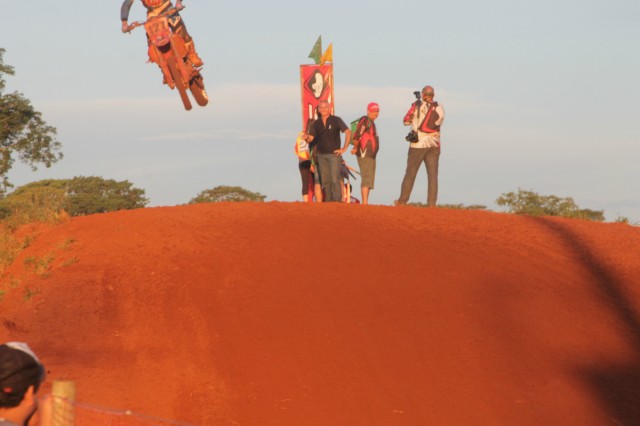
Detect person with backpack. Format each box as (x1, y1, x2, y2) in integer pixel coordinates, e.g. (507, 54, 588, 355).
(351, 102, 380, 205)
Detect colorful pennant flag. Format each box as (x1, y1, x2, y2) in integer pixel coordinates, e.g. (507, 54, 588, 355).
(308, 36, 322, 65)
(320, 43, 333, 65)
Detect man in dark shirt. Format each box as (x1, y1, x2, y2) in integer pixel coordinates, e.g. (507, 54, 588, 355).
(304, 101, 352, 202)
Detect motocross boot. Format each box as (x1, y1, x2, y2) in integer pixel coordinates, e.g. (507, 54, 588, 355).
(185, 41, 204, 67)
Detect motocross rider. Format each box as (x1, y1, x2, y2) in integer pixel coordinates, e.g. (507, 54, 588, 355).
(121, 0, 204, 67)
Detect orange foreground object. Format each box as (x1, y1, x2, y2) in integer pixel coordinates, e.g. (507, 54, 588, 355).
(1, 203, 639, 425)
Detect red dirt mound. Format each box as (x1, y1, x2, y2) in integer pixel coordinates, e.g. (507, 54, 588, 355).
(1, 203, 640, 425)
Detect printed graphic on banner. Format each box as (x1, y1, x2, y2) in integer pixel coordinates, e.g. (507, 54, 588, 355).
(299, 64, 334, 131)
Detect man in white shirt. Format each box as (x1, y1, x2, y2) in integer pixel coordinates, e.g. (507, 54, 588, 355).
(395, 86, 445, 206)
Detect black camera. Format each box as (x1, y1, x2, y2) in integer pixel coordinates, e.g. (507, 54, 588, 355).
(405, 130, 419, 143)
(412, 90, 422, 107)
(405, 91, 422, 142)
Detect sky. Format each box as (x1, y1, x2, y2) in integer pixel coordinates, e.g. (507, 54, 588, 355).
(3, 0, 639, 220)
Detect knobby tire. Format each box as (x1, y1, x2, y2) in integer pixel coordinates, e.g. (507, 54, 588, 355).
(189, 75, 209, 107)
(167, 56, 192, 111)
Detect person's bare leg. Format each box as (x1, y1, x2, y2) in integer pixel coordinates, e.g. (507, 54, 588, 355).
(314, 184, 323, 202)
(361, 186, 370, 205)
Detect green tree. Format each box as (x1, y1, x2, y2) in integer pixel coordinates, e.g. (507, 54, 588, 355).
(65, 176, 149, 215)
(189, 186, 266, 204)
(0, 49, 62, 194)
(0, 176, 149, 219)
(496, 188, 604, 222)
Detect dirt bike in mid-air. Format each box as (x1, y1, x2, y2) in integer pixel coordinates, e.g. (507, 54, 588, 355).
(126, 6, 208, 111)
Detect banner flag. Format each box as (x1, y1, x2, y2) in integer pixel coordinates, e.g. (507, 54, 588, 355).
(308, 36, 322, 65)
(299, 64, 334, 130)
(320, 43, 333, 65)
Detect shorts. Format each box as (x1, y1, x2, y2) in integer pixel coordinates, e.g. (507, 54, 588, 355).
(357, 157, 376, 189)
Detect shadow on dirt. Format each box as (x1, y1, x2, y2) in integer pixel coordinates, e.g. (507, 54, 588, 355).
(530, 217, 640, 425)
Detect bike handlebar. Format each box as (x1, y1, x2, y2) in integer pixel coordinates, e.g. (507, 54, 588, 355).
(124, 5, 185, 33)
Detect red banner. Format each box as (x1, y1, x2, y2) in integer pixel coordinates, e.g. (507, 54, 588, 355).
(299, 64, 334, 131)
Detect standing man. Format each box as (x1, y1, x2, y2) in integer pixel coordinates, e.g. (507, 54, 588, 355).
(351, 102, 380, 205)
(304, 101, 351, 202)
(395, 86, 445, 207)
(0, 342, 49, 426)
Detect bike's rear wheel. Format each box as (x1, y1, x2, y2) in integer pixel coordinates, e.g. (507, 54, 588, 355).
(189, 75, 209, 107)
(167, 56, 192, 111)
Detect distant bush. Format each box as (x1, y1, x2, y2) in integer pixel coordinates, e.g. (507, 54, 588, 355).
(0, 177, 149, 220)
(408, 203, 487, 210)
(496, 189, 604, 222)
(0, 224, 24, 275)
(613, 216, 640, 226)
(0, 185, 68, 226)
(64, 176, 149, 216)
(189, 186, 266, 204)
(615, 216, 630, 224)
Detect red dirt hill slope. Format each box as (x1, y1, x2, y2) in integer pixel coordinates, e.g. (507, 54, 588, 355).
(1, 203, 640, 425)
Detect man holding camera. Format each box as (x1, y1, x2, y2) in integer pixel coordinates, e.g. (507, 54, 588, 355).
(395, 86, 445, 207)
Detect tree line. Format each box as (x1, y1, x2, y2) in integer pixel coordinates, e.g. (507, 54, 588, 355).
(0, 178, 266, 225)
(3, 178, 626, 224)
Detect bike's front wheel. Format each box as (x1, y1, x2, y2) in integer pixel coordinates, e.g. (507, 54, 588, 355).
(189, 74, 209, 107)
(166, 56, 192, 111)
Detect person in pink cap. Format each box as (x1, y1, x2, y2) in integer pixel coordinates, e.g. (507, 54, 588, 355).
(350, 102, 380, 205)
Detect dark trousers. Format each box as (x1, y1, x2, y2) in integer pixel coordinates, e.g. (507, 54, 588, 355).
(298, 160, 313, 196)
(318, 154, 342, 202)
(398, 147, 440, 206)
